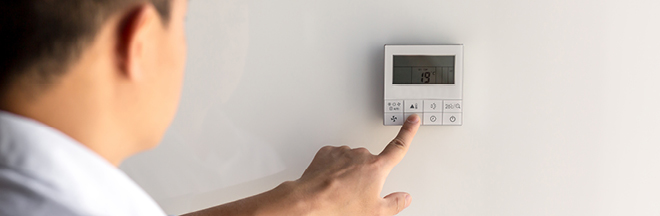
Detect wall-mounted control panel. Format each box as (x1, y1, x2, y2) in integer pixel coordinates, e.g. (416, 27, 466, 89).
(384, 45, 464, 126)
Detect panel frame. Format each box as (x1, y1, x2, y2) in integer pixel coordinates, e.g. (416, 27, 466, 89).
(384, 45, 464, 100)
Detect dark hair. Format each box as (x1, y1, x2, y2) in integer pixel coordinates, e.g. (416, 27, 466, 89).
(0, 0, 171, 95)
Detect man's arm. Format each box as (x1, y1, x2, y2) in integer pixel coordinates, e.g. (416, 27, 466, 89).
(183, 114, 421, 216)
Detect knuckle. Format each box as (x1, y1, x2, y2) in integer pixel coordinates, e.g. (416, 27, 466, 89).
(319, 145, 333, 152)
(317, 146, 336, 157)
(320, 145, 332, 150)
(338, 146, 352, 155)
(353, 147, 371, 155)
(390, 138, 407, 150)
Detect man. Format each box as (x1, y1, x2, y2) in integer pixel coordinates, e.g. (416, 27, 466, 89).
(0, 0, 421, 215)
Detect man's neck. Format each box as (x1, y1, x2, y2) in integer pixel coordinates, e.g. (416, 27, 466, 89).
(1, 72, 135, 167)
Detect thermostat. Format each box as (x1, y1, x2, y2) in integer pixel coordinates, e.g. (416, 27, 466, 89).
(384, 45, 463, 126)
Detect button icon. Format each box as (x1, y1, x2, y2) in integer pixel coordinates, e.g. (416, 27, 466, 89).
(442, 113, 462, 125)
(423, 100, 443, 112)
(385, 100, 404, 113)
(384, 113, 404, 126)
(404, 100, 423, 112)
(443, 100, 462, 113)
(423, 113, 442, 125)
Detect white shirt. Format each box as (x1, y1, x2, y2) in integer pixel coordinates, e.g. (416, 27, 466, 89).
(0, 111, 167, 216)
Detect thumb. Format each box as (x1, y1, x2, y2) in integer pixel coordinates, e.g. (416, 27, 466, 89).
(382, 192, 412, 215)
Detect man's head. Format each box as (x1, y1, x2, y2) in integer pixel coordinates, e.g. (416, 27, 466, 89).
(1, 0, 173, 93)
(0, 0, 189, 165)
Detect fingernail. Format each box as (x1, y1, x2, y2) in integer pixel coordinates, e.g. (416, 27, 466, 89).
(405, 194, 412, 208)
(406, 114, 420, 123)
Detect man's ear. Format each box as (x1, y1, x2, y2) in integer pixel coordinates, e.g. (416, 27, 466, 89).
(116, 4, 160, 81)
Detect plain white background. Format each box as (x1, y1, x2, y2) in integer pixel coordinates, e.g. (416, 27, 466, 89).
(120, 0, 660, 215)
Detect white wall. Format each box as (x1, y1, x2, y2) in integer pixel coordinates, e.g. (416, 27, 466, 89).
(120, 0, 660, 215)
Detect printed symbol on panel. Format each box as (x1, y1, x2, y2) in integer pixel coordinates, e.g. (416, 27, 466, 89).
(445, 104, 454, 109)
(455, 104, 461, 109)
(430, 103, 437, 110)
(430, 115, 437, 122)
(449, 116, 457, 123)
(389, 107, 393, 111)
(390, 116, 398, 122)
(397, 102, 401, 106)
(388, 102, 392, 106)
(410, 103, 418, 109)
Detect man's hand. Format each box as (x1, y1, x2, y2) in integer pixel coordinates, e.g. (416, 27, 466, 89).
(291, 114, 421, 215)
(183, 114, 421, 216)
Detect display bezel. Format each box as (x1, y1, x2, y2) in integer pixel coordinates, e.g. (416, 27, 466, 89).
(384, 45, 463, 100)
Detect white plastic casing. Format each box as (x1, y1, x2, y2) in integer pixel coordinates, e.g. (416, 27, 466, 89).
(384, 45, 464, 126)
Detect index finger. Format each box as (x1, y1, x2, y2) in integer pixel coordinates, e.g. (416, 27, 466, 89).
(378, 114, 421, 167)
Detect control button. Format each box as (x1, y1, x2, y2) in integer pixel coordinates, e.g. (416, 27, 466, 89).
(384, 113, 404, 126)
(443, 100, 462, 113)
(423, 113, 442, 125)
(385, 100, 404, 112)
(404, 100, 423, 113)
(423, 100, 443, 112)
(404, 113, 422, 124)
(442, 113, 462, 126)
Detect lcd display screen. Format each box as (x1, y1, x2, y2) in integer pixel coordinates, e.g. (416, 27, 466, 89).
(393, 56, 455, 84)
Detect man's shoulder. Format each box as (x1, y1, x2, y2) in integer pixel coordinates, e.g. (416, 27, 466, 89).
(0, 112, 167, 216)
(0, 167, 79, 216)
